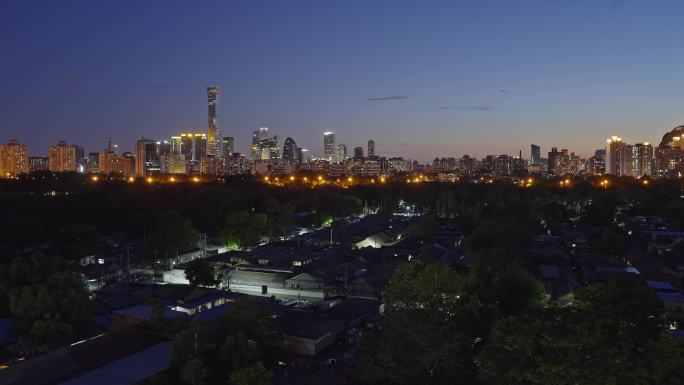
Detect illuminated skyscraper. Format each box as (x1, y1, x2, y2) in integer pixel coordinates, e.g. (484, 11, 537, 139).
(0, 139, 29, 175)
(48, 141, 77, 172)
(207, 86, 222, 157)
(336, 144, 347, 162)
(253, 127, 269, 145)
(324, 131, 335, 162)
(135, 138, 159, 177)
(367, 139, 375, 157)
(283, 137, 298, 163)
(222, 137, 235, 156)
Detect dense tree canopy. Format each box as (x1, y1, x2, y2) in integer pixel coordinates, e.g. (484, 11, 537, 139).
(222, 211, 268, 250)
(184, 259, 217, 287)
(148, 210, 199, 257)
(3, 253, 91, 353)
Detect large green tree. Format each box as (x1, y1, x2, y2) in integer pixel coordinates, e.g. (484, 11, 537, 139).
(476, 280, 681, 385)
(359, 263, 481, 385)
(222, 211, 268, 250)
(5, 253, 91, 354)
(148, 210, 199, 258)
(184, 259, 217, 287)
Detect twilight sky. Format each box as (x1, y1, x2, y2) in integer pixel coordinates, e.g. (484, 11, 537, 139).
(2, 0, 684, 161)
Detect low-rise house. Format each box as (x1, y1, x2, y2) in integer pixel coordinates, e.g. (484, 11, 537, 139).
(112, 304, 187, 330)
(281, 310, 345, 357)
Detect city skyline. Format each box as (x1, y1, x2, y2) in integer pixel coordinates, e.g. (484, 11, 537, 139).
(4, 1, 684, 161)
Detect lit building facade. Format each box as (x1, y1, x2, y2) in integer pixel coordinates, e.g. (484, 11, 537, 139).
(135, 138, 160, 177)
(29, 156, 48, 173)
(282, 137, 299, 163)
(207, 86, 222, 157)
(606, 136, 629, 176)
(0, 139, 29, 175)
(323, 131, 336, 162)
(48, 141, 77, 172)
(632, 142, 653, 177)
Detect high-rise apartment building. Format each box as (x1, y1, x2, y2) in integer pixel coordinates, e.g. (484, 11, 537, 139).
(606, 136, 631, 176)
(368, 139, 375, 157)
(207, 86, 222, 157)
(48, 141, 77, 172)
(100, 151, 133, 176)
(0, 139, 29, 175)
(29, 157, 48, 173)
(632, 142, 653, 177)
(324, 131, 336, 162)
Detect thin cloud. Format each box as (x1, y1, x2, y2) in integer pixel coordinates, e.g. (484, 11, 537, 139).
(56, 73, 88, 86)
(366, 95, 408, 101)
(396, 142, 411, 147)
(439, 105, 498, 112)
(148, 84, 176, 89)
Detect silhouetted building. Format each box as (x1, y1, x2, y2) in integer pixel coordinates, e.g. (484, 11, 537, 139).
(368, 139, 375, 157)
(354, 146, 364, 160)
(531, 144, 541, 164)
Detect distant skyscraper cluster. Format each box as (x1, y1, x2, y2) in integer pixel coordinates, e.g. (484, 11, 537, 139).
(4, 85, 684, 180)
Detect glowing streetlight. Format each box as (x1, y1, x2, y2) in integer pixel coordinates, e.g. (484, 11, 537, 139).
(192, 176, 200, 183)
(146, 177, 153, 183)
(91, 175, 99, 182)
(289, 176, 295, 181)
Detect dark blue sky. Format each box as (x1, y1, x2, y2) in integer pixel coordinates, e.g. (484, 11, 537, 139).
(2, 0, 684, 161)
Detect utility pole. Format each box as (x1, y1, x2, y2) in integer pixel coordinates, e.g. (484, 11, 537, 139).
(200, 233, 207, 259)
